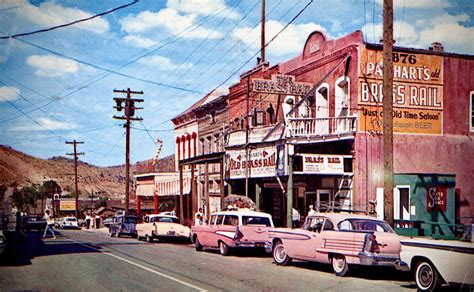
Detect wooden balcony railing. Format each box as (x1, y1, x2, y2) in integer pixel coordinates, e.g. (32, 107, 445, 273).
(287, 116, 357, 138)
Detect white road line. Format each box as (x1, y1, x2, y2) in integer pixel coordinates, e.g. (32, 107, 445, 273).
(66, 238, 207, 292)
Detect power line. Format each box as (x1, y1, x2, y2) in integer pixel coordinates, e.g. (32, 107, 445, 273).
(0, 0, 139, 39)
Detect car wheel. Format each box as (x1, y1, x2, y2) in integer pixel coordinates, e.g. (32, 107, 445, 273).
(415, 260, 442, 292)
(146, 235, 153, 243)
(115, 230, 120, 238)
(219, 241, 230, 256)
(332, 254, 349, 276)
(109, 229, 114, 237)
(194, 236, 203, 251)
(273, 241, 291, 266)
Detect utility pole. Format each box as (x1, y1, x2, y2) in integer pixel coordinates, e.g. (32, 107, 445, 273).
(383, 0, 394, 227)
(113, 88, 143, 214)
(260, 0, 266, 64)
(66, 140, 84, 219)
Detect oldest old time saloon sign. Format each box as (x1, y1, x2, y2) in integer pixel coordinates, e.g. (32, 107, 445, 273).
(226, 146, 277, 179)
(358, 47, 444, 135)
(252, 74, 312, 96)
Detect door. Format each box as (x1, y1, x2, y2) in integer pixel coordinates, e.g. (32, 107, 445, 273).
(315, 84, 329, 134)
(316, 189, 332, 212)
(394, 186, 410, 220)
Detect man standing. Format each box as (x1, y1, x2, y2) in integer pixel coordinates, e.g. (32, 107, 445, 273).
(194, 208, 203, 226)
(42, 210, 56, 239)
(308, 205, 316, 217)
(292, 208, 300, 228)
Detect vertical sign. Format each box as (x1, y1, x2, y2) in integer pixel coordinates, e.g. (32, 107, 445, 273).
(426, 186, 447, 212)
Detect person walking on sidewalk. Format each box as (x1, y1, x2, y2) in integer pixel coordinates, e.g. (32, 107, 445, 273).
(42, 210, 56, 239)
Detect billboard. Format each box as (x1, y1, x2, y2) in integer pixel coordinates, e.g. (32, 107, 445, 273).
(252, 74, 312, 95)
(301, 154, 346, 175)
(358, 47, 444, 134)
(60, 200, 76, 211)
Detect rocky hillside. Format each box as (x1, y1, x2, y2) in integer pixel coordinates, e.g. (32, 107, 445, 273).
(0, 145, 175, 199)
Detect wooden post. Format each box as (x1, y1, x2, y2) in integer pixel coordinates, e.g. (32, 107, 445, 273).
(179, 165, 184, 224)
(383, 0, 394, 227)
(205, 162, 210, 222)
(220, 157, 225, 211)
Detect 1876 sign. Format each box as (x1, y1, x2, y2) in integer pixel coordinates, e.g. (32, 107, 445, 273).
(252, 74, 312, 96)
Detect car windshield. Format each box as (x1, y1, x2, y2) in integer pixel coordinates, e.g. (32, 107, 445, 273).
(66, 218, 76, 222)
(242, 216, 272, 227)
(150, 216, 179, 223)
(338, 219, 394, 233)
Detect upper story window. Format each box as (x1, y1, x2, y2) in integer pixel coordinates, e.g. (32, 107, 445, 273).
(471, 91, 474, 132)
(335, 76, 350, 111)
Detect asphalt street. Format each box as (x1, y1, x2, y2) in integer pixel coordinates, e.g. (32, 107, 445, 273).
(0, 229, 426, 291)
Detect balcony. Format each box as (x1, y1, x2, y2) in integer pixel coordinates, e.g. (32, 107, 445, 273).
(286, 116, 357, 143)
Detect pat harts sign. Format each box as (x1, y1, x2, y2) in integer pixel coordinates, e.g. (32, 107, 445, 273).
(226, 146, 277, 179)
(358, 47, 443, 134)
(301, 154, 345, 175)
(60, 200, 76, 211)
(252, 74, 312, 95)
(426, 186, 447, 212)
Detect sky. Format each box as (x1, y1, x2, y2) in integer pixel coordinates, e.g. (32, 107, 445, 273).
(0, 0, 473, 167)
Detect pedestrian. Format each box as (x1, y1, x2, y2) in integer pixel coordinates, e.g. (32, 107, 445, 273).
(194, 208, 203, 226)
(308, 205, 316, 217)
(292, 208, 300, 228)
(42, 210, 56, 239)
(85, 213, 91, 229)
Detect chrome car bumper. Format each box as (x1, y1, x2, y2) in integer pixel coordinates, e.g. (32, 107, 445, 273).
(358, 252, 400, 266)
(264, 241, 273, 253)
(394, 260, 411, 271)
(235, 241, 267, 250)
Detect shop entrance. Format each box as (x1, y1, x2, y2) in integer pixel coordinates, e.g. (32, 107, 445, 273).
(316, 189, 332, 212)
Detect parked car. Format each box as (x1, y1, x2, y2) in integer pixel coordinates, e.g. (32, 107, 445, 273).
(109, 215, 137, 238)
(103, 218, 113, 228)
(58, 217, 79, 229)
(24, 215, 47, 231)
(395, 237, 474, 291)
(191, 210, 274, 256)
(267, 213, 402, 276)
(136, 214, 191, 243)
(0, 230, 6, 255)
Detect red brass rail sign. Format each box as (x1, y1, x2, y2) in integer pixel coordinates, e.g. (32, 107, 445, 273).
(252, 74, 312, 95)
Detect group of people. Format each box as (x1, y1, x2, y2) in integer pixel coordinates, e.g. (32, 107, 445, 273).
(292, 205, 317, 228)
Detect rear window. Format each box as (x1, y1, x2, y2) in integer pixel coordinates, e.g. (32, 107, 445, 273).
(338, 219, 393, 233)
(242, 216, 272, 227)
(124, 217, 137, 223)
(223, 215, 239, 226)
(66, 218, 77, 222)
(159, 217, 179, 223)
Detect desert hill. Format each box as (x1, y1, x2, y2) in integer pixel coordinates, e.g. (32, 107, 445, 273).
(0, 145, 175, 199)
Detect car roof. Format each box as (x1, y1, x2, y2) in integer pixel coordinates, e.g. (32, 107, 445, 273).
(308, 213, 387, 224)
(211, 210, 272, 218)
(146, 214, 179, 219)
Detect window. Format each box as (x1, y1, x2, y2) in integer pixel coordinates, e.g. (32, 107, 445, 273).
(216, 215, 224, 225)
(242, 216, 272, 227)
(305, 217, 325, 233)
(471, 91, 474, 131)
(223, 215, 239, 226)
(338, 219, 393, 233)
(210, 215, 217, 224)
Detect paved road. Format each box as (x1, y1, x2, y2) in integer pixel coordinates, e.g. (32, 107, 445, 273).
(1, 229, 421, 291)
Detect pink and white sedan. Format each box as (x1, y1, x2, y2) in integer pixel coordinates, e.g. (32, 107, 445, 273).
(191, 210, 274, 256)
(267, 213, 402, 276)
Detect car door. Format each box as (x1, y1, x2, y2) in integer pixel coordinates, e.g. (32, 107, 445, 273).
(314, 218, 335, 262)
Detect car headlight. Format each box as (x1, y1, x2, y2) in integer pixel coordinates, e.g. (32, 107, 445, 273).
(0, 236, 5, 244)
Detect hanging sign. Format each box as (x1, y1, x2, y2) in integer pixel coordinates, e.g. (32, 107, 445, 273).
(301, 154, 345, 175)
(252, 74, 312, 95)
(426, 186, 447, 212)
(226, 146, 277, 179)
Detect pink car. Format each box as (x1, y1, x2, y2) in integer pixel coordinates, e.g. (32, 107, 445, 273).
(191, 210, 274, 256)
(268, 213, 401, 276)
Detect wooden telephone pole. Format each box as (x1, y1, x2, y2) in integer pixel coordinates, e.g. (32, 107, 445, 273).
(66, 140, 84, 218)
(113, 88, 143, 213)
(383, 0, 394, 226)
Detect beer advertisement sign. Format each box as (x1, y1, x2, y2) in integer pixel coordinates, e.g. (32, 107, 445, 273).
(358, 47, 443, 134)
(60, 200, 76, 211)
(226, 146, 277, 179)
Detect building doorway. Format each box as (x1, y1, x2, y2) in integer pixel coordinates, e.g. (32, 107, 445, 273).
(394, 186, 410, 220)
(316, 189, 332, 212)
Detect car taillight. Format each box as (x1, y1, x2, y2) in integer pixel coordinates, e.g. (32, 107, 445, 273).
(364, 233, 380, 253)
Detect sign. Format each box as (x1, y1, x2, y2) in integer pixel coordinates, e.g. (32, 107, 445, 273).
(226, 146, 277, 179)
(359, 47, 443, 134)
(60, 200, 76, 211)
(301, 154, 345, 175)
(252, 74, 312, 96)
(276, 144, 285, 176)
(426, 186, 447, 212)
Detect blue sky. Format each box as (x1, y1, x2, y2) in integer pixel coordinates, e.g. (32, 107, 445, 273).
(0, 0, 473, 166)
